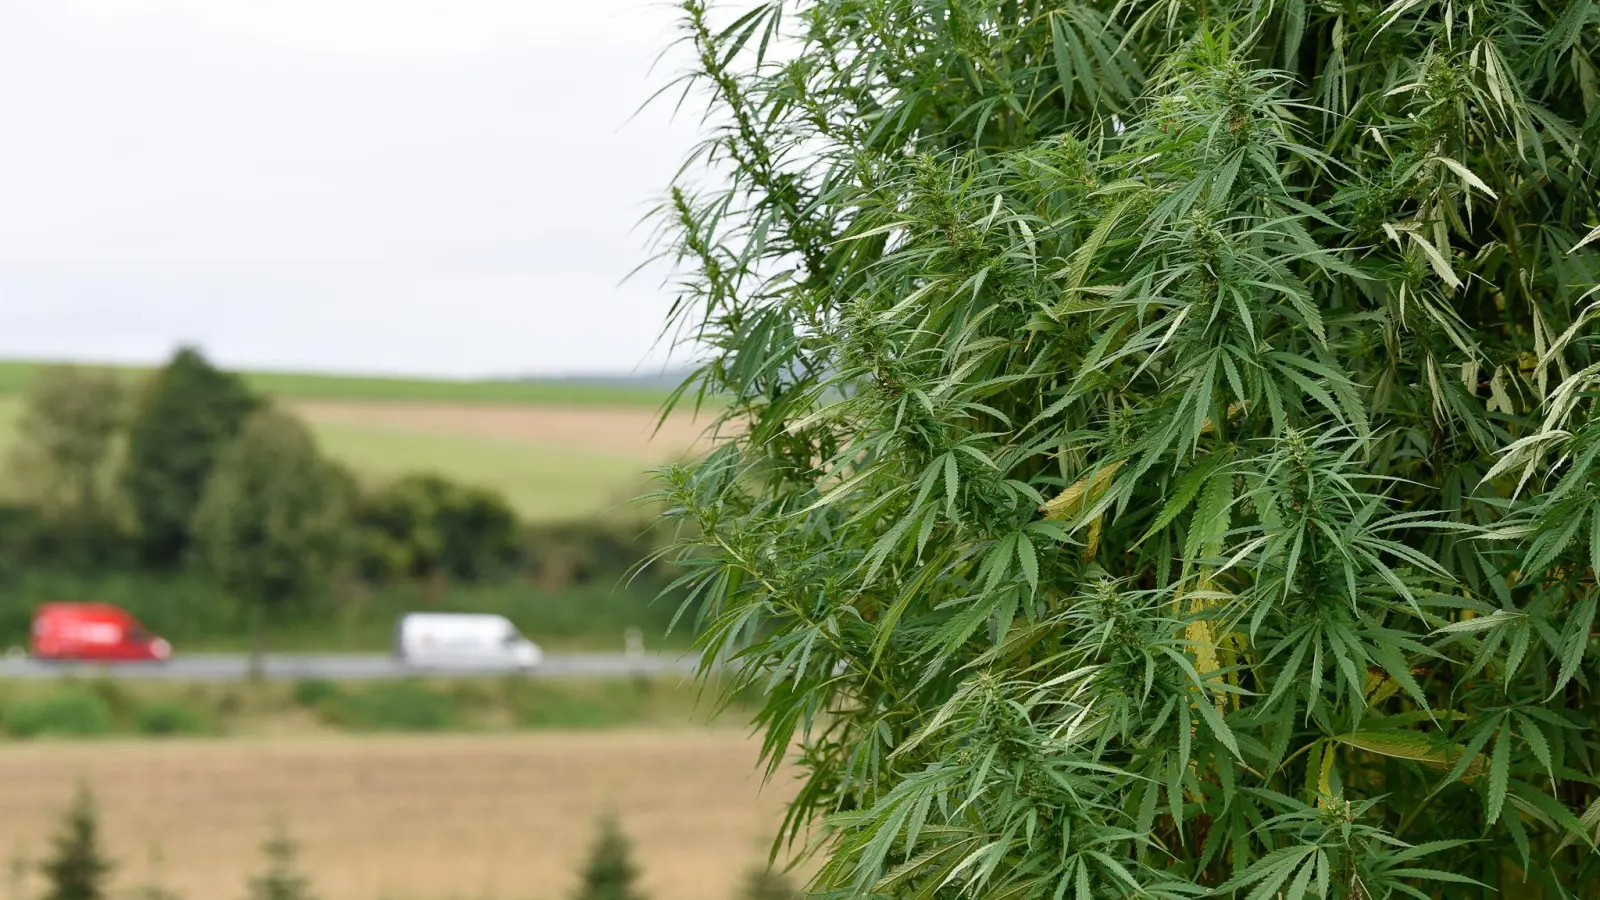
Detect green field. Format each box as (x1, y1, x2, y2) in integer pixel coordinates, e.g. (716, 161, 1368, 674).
(0, 359, 710, 520)
(310, 419, 659, 521)
(0, 359, 680, 407)
(0, 397, 667, 521)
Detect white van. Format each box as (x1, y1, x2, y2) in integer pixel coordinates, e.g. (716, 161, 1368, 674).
(393, 613, 543, 671)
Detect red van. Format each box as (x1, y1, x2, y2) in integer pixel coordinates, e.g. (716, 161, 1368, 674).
(29, 603, 171, 662)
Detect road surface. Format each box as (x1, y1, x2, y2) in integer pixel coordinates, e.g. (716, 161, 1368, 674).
(0, 651, 707, 682)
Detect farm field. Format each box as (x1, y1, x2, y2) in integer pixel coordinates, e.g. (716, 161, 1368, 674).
(0, 730, 802, 900)
(0, 365, 723, 520)
(0, 360, 685, 407)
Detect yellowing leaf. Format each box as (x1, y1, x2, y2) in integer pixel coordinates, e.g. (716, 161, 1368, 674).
(1039, 460, 1124, 521)
(1083, 515, 1104, 562)
(1332, 730, 1484, 778)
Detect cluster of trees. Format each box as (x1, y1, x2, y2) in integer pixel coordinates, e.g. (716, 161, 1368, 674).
(1, 348, 657, 655)
(20, 787, 797, 900)
(4, 348, 527, 582)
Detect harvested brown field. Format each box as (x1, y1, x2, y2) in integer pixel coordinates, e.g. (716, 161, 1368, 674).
(0, 731, 804, 900)
(293, 401, 725, 461)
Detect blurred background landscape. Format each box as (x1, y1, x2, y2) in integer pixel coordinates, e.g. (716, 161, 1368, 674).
(0, 0, 792, 896)
(0, 353, 794, 900)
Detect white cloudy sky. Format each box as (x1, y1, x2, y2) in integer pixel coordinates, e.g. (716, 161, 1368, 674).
(0, 0, 706, 378)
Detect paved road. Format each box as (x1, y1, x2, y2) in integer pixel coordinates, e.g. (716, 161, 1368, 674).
(0, 651, 706, 682)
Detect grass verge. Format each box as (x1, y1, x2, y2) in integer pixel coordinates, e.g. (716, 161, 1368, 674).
(0, 675, 741, 739)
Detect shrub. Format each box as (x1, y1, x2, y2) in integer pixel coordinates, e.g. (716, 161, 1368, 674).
(3, 691, 112, 739)
(244, 824, 315, 900)
(571, 810, 645, 900)
(505, 680, 645, 730)
(522, 520, 656, 590)
(132, 700, 206, 736)
(653, 0, 1600, 894)
(321, 681, 455, 732)
(290, 678, 340, 710)
(213, 688, 244, 721)
(445, 679, 496, 712)
(351, 474, 521, 583)
(39, 783, 111, 900)
(83, 679, 132, 721)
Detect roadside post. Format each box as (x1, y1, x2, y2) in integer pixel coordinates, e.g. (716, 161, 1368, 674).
(624, 627, 648, 694)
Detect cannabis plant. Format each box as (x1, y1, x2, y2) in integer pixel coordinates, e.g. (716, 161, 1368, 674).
(651, 0, 1600, 896)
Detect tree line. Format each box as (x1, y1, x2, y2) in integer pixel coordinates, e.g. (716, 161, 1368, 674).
(0, 348, 660, 655)
(20, 784, 798, 900)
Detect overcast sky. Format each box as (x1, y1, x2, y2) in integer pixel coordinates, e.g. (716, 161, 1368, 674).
(0, 0, 705, 378)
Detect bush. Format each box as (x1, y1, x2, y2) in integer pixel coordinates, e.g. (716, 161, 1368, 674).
(3, 692, 112, 739)
(522, 520, 657, 590)
(39, 783, 111, 900)
(505, 680, 647, 730)
(572, 810, 645, 900)
(321, 681, 455, 732)
(82, 680, 132, 721)
(445, 679, 496, 713)
(290, 678, 340, 710)
(351, 475, 521, 583)
(245, 825, 314, 900)
(0, 504, 131, 572)
(132, 700, 206, 736)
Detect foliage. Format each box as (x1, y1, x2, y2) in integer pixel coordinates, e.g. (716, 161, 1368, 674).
(572, 810, 647, 900)
(5, 366, 127, 546)
(39, 784, 111, 900)
(350, 474, 521, 582)
(192, 407, 351, 619)
(0, 504, 107, 570)
(318, 680, 457, 732)
(653, 0, 1600, 896)
(132, 699, 208, 736)
(291, 678, 341, 710)
(524, 520, 663, 590)
(3, 691, 113, 739)
(121, 347, 257, 567)
(503, 678, 655, 729)
(244, 825, 315, 900)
